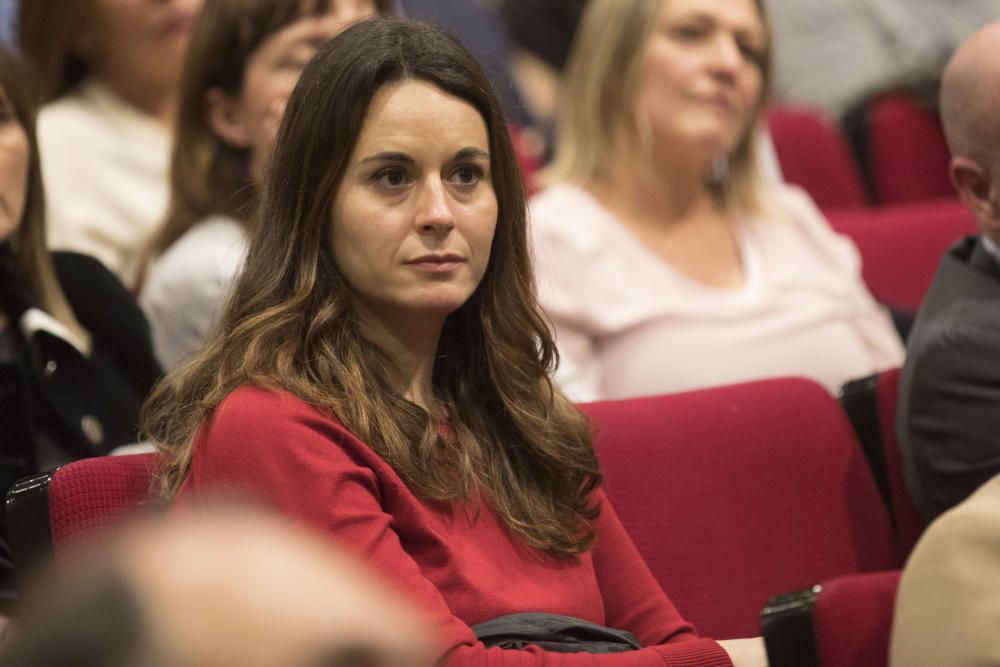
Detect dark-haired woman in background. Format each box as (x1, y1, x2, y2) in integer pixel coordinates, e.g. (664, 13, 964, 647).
(140, 0, 389, 369)
(144, 18, 765, 667)
(0, 47, 160, 612)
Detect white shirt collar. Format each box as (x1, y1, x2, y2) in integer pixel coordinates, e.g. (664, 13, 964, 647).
(982, 234, 1000, 265)
(20, 307, 89, 355)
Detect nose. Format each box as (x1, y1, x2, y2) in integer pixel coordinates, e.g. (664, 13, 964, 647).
(414, 178, 456, 235)
(706, 34, 743, 80)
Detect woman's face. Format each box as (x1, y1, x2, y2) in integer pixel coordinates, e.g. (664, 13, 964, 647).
(77, 0, 202, 92)
(211, 2, 378, 183)
(330, 80, 498, 330)
(639, 0, 766, 161)
(0, 85, 29, 245)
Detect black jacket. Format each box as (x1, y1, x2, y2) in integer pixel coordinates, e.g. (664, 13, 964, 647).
(1, 250, 161, 606)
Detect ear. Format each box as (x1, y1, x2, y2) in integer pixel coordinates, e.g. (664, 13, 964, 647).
(950, 156, 998, 221)
(205, 88, 252, 150)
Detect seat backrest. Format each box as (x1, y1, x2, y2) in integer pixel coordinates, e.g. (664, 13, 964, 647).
(813, 570, 902, 667)
(581, 378, 896, 640)
(762, 570, 901, 667)
(6, 453, 157, 574)
(866, 92, 952, 205)
(827, 198, 976, 313)
(875, 368, 923, 559)
(767, 105, 869, 210)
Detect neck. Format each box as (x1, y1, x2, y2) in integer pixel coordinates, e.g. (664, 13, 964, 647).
(355, 307, 444, 415)
(590, 143, 720, 226)
(98, 72, 177, 127)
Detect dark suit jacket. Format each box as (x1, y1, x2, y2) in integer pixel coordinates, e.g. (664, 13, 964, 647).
(897, 235, 1000, 523)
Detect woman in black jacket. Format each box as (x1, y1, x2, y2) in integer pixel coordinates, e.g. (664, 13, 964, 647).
(0, 46, 160, 612)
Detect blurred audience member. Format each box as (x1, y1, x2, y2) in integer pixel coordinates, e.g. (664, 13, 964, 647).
(501, 0, 587, 160)
(889, 472, 1000, 667)
(766, 0, 1000, 121)
(0, 506, 435, 667)
(0, 46, 159, 614)
(897, 21, 1000, 524)
(140, 0, 388, 370)
(531, 0, 903, 401)
(144, 18, 766, 666)
(18, 0, 202, 289)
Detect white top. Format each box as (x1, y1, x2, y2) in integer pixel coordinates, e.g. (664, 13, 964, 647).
(530, 184, 905, 400)
(38, 78, 171, 289)
(140, 216, 248, 369)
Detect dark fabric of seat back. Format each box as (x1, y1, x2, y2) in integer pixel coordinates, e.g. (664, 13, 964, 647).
(581, 377, 896, 639)
(875, 368, 924, 560)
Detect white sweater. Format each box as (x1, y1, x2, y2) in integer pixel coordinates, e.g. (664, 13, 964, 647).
(530, 184, 904, 400)
(38, 79, 170, 289)
(140, 216, 248, 369)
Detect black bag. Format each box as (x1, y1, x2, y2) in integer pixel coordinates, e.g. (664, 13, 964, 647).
(472, 612, 642, 654)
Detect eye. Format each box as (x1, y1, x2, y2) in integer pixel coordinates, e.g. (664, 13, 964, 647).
(447, 164, 485, 188)
(737, 40, 765, 65)
(668, 24, 708, 41)
(372, 166, 411, 189)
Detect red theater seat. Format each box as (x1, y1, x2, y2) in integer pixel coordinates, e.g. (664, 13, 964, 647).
(763, 570, 901, 667)
(828, 198, 976, 313)
(866, 93, 952, 205)
(582, 377, 897, 639)
(768, 105, 869, 211)
(6, 453, 157, 572)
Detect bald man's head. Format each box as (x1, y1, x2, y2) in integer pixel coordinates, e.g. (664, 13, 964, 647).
(941, 21, 1000, 240)
(2, 507, 435, 667)
(942, 22, 1000, 165)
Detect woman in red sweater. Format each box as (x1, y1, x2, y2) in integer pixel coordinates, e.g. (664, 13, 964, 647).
(143, 17, 765, 667)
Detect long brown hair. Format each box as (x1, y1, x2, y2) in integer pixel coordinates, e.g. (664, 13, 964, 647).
(16, 0, 89, 104)
(547, 0, 774, 215)
(144, 0, 393, 267)
(0, 47, 88, 347)
(143, 19, 601, 556)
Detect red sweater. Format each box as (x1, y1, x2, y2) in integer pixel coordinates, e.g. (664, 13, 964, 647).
(180, 387, 731, 666)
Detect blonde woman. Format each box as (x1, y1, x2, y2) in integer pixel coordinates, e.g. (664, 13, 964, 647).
(531, 0, 904, 400)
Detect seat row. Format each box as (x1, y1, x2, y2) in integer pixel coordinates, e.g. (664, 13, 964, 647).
(6, 369, 921, 666)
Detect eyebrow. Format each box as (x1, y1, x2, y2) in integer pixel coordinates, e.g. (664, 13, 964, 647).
(358, 147, 490, 165)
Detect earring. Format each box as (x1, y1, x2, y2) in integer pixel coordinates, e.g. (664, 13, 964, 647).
(708, 155, 730, 185)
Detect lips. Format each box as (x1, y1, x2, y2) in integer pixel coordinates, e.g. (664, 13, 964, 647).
(404, 253, 466, 273)
(158, 10, 196, 38)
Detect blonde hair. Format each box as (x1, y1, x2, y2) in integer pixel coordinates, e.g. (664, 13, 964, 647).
(547, 0, 774, 216)
(0, 48, 89, 348)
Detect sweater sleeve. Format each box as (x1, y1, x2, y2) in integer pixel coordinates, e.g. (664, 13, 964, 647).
(186, 388, 730, 667)
(778, 186, 904, 370)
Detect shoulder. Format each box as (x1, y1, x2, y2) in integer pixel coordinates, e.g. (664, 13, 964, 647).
(53, 251, 136, 312)
(530, 184, 606, 234)
(529, 184, 624, 263)
(198, 386, 367, 466)
(750, 183, 862, 270)
(908, 296, 1000, 367)
(146, 217, 248, 292)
